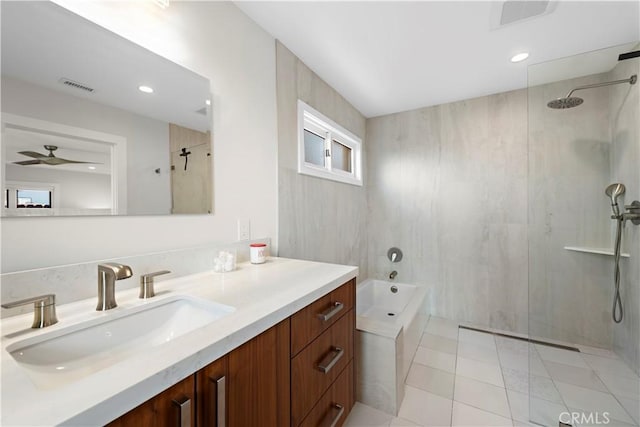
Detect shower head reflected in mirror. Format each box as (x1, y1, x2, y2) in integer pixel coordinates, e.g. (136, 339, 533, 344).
(606, 183, 626, 217)
(547, 74, 637, 109)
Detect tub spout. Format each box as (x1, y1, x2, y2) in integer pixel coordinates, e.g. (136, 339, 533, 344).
(389, 270, 397, 280)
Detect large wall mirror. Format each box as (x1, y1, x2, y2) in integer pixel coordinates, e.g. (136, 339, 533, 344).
(1, 1, 213, 217)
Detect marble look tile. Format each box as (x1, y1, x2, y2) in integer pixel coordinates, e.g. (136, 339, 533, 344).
(528, 397, 570, 427)
(501, 367, 563, 403)
(616, 395, 640, 426)
(577, 345, 619, 359)
(356, 330, 400, 415)
(277, 42, 368, 284)
(555, 382, 636, 425)
(344, 402, 393, 427)
(458, 329, 496, 347)
(506, 389, 529, 424)
(451, 401, 513, 427)
(496, 336, 529, 356)
(405, 362, 455, 399)
(398, 385, 453, 427)
(457, 340, 500, 365)
(390, 417, 421, 426)
(420, 332, 458, 355)
(609, 53, 640, 378)
(456, 356, 504, 387)
(536, 345, 590, 369)
(454, 376, 511, 418)
(497, 348, 549, 378)
(597, 372, 640, 399)
(413, 347, 456, 374)
(425, 317, 459, 341)
(583, 353, 640, 379)
(544, 360, 608, 392)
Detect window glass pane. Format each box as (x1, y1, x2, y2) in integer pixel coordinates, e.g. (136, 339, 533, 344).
(331, 140, 352, 173)
(304, 129, 326, 167)
(16, 189, 51, 208)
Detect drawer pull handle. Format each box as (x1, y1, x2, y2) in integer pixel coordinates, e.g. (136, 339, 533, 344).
(321, 403, 345, 427)
(172, 394, 192, 427)
(209, 375, 226, 427)
(317, 347, 344, 373)
(318, 301, 344, 322)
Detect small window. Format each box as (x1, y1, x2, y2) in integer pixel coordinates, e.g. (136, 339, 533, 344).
(298, 100, 362, 186)
(16, 189, 52, 208)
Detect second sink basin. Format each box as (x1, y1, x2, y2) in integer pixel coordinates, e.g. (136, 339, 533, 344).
(6, 295, 235, 389)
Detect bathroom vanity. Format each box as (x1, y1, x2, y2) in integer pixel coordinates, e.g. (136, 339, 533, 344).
(0, 258, 357, 426)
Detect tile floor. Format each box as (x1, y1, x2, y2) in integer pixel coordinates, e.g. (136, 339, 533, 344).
(344, 316, 640, 427)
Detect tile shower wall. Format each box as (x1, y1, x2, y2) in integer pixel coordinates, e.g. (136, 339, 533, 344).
(528, 73, 614, 349)
(610, 53, 640, 375)
(366, 90, 529, 335)
(367, 71, 628, 349)
(276, 42, 368, 272)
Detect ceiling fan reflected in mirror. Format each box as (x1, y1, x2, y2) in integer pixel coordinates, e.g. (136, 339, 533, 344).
(13, 145, 100, 166)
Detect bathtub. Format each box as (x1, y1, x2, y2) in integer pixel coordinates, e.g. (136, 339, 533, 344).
(355, 279, 428, 415)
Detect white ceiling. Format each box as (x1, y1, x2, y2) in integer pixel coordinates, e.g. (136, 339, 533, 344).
(1, 1, 211, 132)
(4, 128, 112, 175)
(236, 1, 640, 118)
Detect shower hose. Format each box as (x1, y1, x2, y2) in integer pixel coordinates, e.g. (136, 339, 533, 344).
(613, 217, 624, 323)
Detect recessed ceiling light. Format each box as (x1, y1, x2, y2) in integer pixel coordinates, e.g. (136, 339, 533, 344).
(510, 52, 529, 63)
(205, 99, 211, 106)
(88, 166, 96, 170)
(138, 85, 154, 94)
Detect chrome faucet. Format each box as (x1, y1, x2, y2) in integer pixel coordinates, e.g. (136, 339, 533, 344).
(97, 263, 133, 311)
(2, 294, 58, 328)
(389, 270, 398, 280)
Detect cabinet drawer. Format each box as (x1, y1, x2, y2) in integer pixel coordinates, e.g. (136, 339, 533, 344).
(291, 310, 354, 426)
(299, 361, 354, 427)
(291, 279, 354, 356)
(107, 375, 195, 427)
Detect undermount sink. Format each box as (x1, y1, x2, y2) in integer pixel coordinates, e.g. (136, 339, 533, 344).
(6, 295, 235, 389)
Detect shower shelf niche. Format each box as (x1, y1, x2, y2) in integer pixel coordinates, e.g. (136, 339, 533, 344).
(564, 246, 630, 258)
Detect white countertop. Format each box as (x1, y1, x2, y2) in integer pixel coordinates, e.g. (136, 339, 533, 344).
(1, 257, 358, 426)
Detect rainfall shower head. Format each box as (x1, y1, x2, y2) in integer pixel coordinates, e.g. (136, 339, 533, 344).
(547, 74, 637, 109)
(606, 183, 626, 217)
(547, 97, 584, 109)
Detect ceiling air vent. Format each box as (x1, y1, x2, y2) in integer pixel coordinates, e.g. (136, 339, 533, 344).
(490, 0, 557, 29)
(58, 78, 95, 93)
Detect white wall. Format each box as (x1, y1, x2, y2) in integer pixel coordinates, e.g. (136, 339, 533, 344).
(5, 164, 111, 209)
(1, 1, 278, 272)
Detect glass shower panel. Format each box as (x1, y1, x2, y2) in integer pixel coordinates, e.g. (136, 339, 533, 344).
(528, 42, 640, 426)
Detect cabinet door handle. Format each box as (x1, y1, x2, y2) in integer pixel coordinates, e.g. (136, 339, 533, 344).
(172, 394, 192, 427)
(317, 347, 344, 373)
(317, 301, 344, 322)
(209, 376, 226, 427)
(320, 403, 344, 427)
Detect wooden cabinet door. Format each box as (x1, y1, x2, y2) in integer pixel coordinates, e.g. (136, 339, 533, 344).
(227, 319, 290, 427)
(107, 375, 195, 427)
(197, 356, 228, 427)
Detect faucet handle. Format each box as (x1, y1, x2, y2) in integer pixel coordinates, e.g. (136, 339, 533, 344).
(139, 270, 171, 299)
(2, 294, 58, 328)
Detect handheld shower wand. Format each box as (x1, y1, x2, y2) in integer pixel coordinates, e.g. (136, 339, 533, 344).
(605, 183, 626, 323)
(606, 183, 626, 218)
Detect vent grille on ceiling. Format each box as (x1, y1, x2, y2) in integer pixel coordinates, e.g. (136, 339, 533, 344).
(500, 0, 550, 25)
(58, 78, 95, 93)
